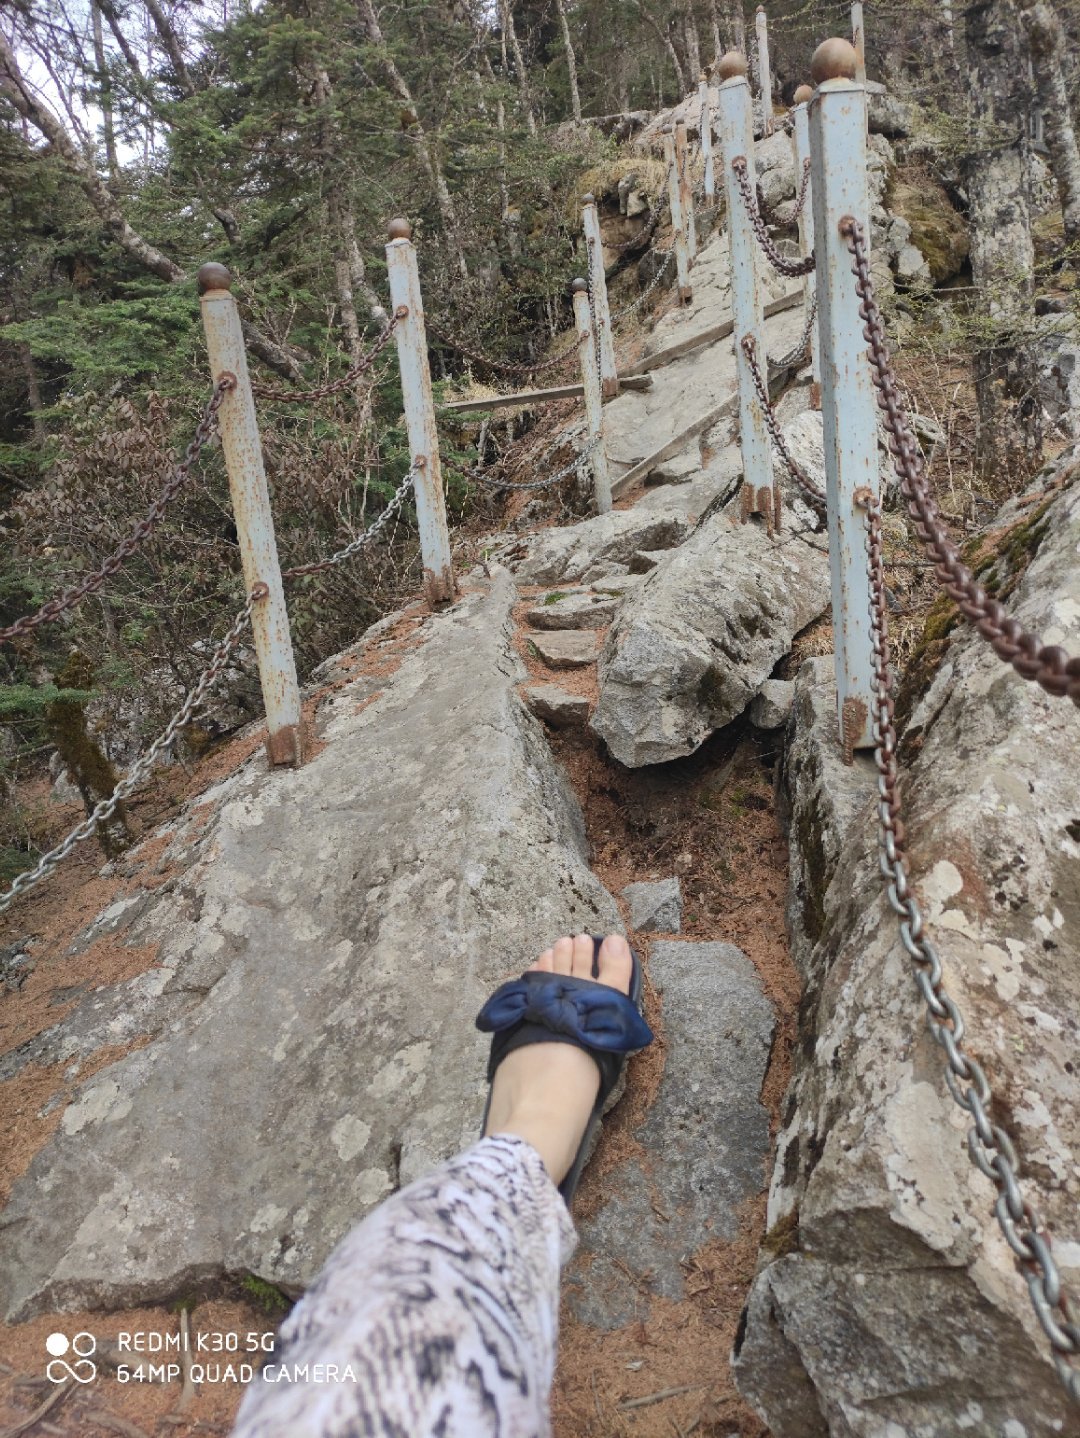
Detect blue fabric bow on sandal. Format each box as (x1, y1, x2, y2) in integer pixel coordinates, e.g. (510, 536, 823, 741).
(476, 972, 654, 1054)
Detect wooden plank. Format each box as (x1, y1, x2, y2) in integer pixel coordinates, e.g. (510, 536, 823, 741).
(442, 373, 652, 415)
(610, 394, 738, 499)
(619, 288, 803, 378)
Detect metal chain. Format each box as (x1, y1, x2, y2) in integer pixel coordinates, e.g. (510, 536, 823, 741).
(0, 587, 263, 916)
(584, 238, 604, 383)
(610, 249, 677, 322)
(732, 157, 816, 278)
(250, 312, 403, 402)
(282, 469, 417, 578)
(426, 318, 575, 383)
(0, 378, 235, 647)
(604, 169, 672, 254)
(769, 295, 817, 371)
(855, 486, 1080, 1406)
(791, 158, 812, 221)
(466, 434, 603, 492)
(843, 215, 1080, 705)
(741, 335, 826, 513)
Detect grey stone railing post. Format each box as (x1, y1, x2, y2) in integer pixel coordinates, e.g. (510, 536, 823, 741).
(716, 52, 770, 505)
(792, 83, 821, 408)
(663, 128, 693, 304)
(582, 194, 619, 397)
(385, 219, 456, 608)
(572, 279, 612, 514)
(808, 40, 878, 750)
(198, 263, 303, 768)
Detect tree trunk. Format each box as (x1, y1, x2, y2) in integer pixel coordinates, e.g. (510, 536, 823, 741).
(141, 0, 197, 95)
(683, 3, 702, 81)
(962, 0, 1042, 479)
(1018, 0, 1080, 248)
(730, 2, 745, 56)
(501, 0, 537, 134)
(91, 0, 119, 186)
(708, 0, 723, 66)
(639, 5, 686, 95)
(18, 343, 44, 442)
(553, 0, 582, 121)
(353, 0, 469, 277)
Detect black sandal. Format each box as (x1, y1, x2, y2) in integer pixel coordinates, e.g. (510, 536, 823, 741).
(475, 936, 653, 1206)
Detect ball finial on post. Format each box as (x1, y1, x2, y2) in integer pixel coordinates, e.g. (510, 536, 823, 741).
(717, 50, 748, 82)
(810, 38, 858, 84)
(387, 217, 412, 242)
(583, 192, 595, 205)
(793, 83, 814, 105)
(197, 262, 232, 295)
(571, 278, 588, 294)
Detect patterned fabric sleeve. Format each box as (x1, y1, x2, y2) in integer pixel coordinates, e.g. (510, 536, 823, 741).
(231, 1134, 576, 1438)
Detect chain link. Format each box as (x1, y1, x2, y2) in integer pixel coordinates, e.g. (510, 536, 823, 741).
(465, 434, 603, 492)
(0, 587, 263, 916)
(769, 295, 817, 371)
(732, 157, 816, 277)
(584, 237, 604, 383)
(282, 469, 417, 579)
(791, 158, 812, 221)
(855, 484, 1080, 1406)
(610, 249, 677, 322)
(250, 312, 403, 403)
(741, 334, 827, 514)
(427, 318, 575, 383)
(843, 216, 1080, 705)
(0, 378, 235, 647)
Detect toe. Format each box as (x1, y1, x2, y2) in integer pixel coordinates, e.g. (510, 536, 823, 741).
(530, 947, 556, 973)
(571, 932, 596, 978)
(551, 935, 574, 975)
(597, 934, 632, 995)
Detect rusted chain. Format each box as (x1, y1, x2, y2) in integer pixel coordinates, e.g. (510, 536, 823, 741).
(610, 249, 677, 322)
(843, 214, 1080, 705)
(769, 295, 817, 372)
(0, 586, 263, 915)
(250, 311, 403, 402)
(0, 377, 235, 647)
(741, 335, 826, 514)
(790, 158, 812, 220)
(856, 486, 1080, 1406)
(282, 468, 416, 578)
(585, 237, 604, 381)
(426, 318, 576, 383)
(732, 156, 816, 278)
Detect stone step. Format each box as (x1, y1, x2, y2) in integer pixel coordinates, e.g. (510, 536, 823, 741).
(523, 684, 590, 728)
(525, 591, 617, 631)
(527, 630, 601, 669)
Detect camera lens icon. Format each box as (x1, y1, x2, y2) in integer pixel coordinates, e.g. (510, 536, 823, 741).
(45, 1332, 97, 1383)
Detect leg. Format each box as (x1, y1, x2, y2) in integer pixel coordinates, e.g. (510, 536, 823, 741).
(231, 935, 634, 1438)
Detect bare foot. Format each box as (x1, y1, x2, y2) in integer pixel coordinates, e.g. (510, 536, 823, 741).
(483, 933, 633, 1186)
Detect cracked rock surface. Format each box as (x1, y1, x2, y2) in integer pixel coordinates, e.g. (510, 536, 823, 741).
(0, 573, 621, 1320)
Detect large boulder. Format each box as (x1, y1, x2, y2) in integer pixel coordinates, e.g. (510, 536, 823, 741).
(756, 129, 798, 212)
(590, 495, 831, 767)
(888, 171, 970, 284)
(734, 464, 1080, 1434)
(0, 573, 622, 1319)
(1034, 317, 1080, 440)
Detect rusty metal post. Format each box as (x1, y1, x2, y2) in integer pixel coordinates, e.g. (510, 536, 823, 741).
(572, 279, 612, 514)
(755, 6, 773, 135)
(851, 2, 867, 83)
(664, 128, 692, 304)
(197, 264, 302, 768)
(582, 194, 619, 398)
(699, 74, 716, 202)
(385, 219, 455, 608)
(717, 52, 771, 504)
(675, 119, 697, 260)
(808, 40, 877, 750)
(792, 85, 821, 409)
